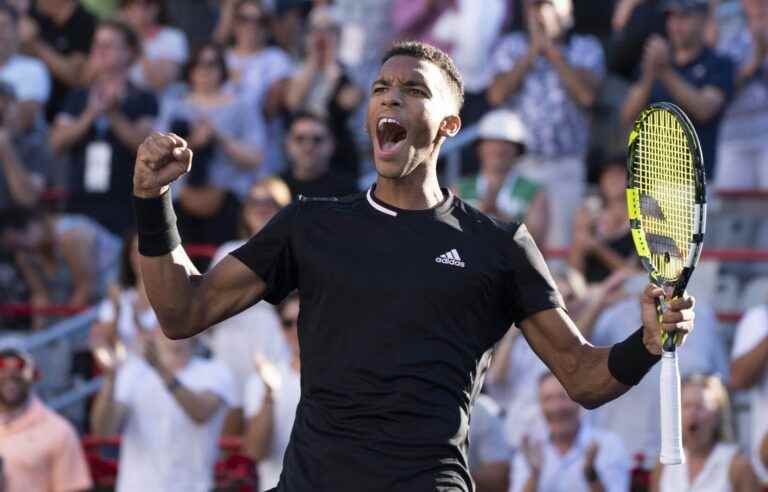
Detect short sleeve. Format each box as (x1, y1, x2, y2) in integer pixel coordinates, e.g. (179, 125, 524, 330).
(731, 306, 768, 359)
(244, 373, 267, 418)
(491, 33, 529, 76)
(704, 55, 735, 102)
(50, 418, 93, 492)
(569, 35, 606, 79)
(230, 202, 300, 304)
(502, 224, 565, 325)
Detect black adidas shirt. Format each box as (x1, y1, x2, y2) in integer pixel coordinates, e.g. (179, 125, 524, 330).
(231, 187, 564, 492)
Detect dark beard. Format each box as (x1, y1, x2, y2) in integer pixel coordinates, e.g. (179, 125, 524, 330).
(0, 382, 29, 409)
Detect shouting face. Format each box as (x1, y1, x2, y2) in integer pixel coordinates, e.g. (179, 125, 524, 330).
(367, 56, 460, 180)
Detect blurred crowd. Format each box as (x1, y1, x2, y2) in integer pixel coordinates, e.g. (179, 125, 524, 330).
(1, 0, 768, 491)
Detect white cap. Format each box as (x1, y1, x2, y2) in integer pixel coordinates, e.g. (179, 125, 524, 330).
(477, 109, 529, 149)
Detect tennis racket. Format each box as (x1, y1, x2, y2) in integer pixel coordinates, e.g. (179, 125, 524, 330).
(626, 102, 707, 465)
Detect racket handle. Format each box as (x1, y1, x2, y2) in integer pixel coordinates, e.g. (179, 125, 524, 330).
(659, 349, 685, 465)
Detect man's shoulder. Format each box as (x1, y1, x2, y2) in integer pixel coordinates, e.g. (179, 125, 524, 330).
(295, 190, 367, 213)
(36, 400, 80, 444)
(452, 196, 525, 236)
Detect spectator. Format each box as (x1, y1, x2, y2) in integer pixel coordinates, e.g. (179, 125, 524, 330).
(587, 272, 729, 462)
(0, 81, 53, 210)
(568, 160, 634, 284)
(0, 5, 50, 131)
(1, 207, 120, 329)
(120, 0, 189, 102)
(49, 19, 157, 236)
(620, 0, 734, 179)
(511, 372, 631, 492)
(468, 394, 511, 492)
(18, 0, 97, 122)
(267, 0, 312, 60)
(652, 374, 760, 491)
(731, 303, 768, 485)
(488, 0, 605, 249)
(205, 178, 293, 433)
(90, 231, 159, 358)
(0, 341, 93, 492)
(609, 0, 665, 80)
(215, 0, 293, 102)
(456, 109, 548, 247)
(285, 5, 363, 178)
(90, 328, 237, 492)
(243, 292, 301, 492)
(281, 111, 359, 198)
(714, 0, 768, 190)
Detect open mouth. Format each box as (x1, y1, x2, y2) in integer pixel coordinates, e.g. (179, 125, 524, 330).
(376, 117, 407, 155)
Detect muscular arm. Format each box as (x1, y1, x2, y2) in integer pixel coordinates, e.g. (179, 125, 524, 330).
(657, 69, 725, 123)
(730, 335, 768, 390)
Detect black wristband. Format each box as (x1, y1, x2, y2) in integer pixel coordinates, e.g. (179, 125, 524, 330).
(608, 326, 661, 386)
(133, 190, 181, 256)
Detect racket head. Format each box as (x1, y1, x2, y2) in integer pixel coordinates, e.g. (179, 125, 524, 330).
(626, 102, 707, 295)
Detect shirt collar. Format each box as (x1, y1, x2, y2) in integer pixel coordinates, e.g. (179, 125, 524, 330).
(366, 185, 454, 218)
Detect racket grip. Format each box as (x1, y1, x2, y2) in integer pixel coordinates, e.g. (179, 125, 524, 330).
(659, 350, 685, 465)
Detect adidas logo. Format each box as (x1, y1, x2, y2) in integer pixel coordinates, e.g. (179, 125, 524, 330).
(436, 249, 465, 268)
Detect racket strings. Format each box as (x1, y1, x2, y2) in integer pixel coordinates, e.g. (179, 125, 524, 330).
(634, 109, 695, 283)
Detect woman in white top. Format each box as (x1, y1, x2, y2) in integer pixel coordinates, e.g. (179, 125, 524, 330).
(652, 374, 759, 492)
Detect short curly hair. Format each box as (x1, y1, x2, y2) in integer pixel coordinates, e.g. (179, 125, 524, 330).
(381, 41, 464, 111)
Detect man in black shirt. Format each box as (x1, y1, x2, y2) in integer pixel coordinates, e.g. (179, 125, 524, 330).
(280, 112, 359, 198)
(132, 41, 695, 492)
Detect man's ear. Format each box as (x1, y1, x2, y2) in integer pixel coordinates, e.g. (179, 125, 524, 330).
(439, 114, 462, 138)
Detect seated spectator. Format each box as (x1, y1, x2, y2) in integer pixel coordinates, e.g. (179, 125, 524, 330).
(714, 0, 768, 190)
(587, 272, 728, 462)
(205, 178, 292, 433)
(120, 0, 189, 102)
(511, 372, 630, 492)
(652, 374, 759, 491)
(243, 292, 301, 492)
(18, 0, 97, 122)
(90, 328, 237, 492)
(91, 231, 159, 358)
(621, 0, 734, 179)
(568, 160, 634, 284)
(0, 5, 50, 131)
(280, 111, 359, 198)
(730, 303, 768, 485)
(285, 5, 363, 177)
(468, 394, 511, 492)
(1, 207, 120, 329)
(487, 0, 605, 249)
(0, 340, 92, 492)
(456, 109, 548, 247)
(49, 19, 157, 236)
(0, 81, 53, 210)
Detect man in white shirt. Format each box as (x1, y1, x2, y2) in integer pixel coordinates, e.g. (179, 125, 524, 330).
(730, 303, 768, 485)
(0, 5, 50, 131)
(511, 372, 630, 492)
(90, 328, 237, 492)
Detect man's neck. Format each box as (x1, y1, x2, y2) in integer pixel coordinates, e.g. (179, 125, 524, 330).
(550, 426, 579, 455)
(0, 397, 31, 425)
(374, 163, 443, 210)
(674, 43, 704, 66)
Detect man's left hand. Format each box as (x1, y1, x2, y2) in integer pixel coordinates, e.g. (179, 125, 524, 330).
(639, 283, 695, 355)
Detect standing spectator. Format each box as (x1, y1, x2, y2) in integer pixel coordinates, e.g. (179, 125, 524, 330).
(90, 329, 237, 492)
(205, 178, 293, 433)
(0, 341, 93, 492)
(281, 112, 359, 198)
(120, 0, 189, 102)
(285, 5, 363, 178)
(568, 160, 634, 284)
(18, 0, 97, 122)
(714, 0, 768, 190)
(652, 374, 760, 491)
(456, 109, 548, 246)
(243, 292, 301, 492)
(49, 19, 157, 235)
(511, 372, 631, 492)
(0, 5, 50, 131)
(468, 394, 511, 492)
(2, 207, 120, 329)
(488, 0, 605, 249)
(0, 81, 53, 210)
(621, 0, 734, 179)
(731, 303, 768, 485)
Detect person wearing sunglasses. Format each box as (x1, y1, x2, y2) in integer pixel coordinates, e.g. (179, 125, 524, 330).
(279, 111, 359, 198)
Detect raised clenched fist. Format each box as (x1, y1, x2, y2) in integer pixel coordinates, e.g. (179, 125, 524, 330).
(133, 132, 193, 198)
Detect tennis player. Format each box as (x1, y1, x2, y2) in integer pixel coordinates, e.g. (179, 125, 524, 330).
(132, 42, 695, 492)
